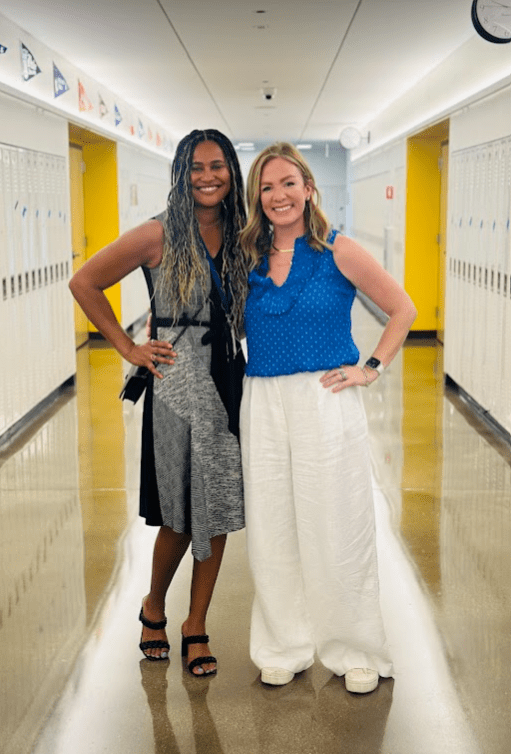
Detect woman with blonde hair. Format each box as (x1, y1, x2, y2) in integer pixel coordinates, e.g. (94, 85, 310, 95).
(239, 142, 416, 692)
(70, 129, 248, 675)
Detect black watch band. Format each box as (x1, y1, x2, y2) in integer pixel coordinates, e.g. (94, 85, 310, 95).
(365, 357, 384, 375)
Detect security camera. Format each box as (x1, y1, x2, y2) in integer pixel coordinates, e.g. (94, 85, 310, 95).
(262, 87, 276, 101)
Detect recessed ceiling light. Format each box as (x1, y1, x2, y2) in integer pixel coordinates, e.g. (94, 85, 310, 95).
(297, 144, 312, 150)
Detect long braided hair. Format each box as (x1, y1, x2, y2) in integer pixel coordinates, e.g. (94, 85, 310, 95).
(157, 129, 248, 337)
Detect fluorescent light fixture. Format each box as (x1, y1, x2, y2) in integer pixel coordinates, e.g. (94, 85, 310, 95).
(296, 144, 312, 149)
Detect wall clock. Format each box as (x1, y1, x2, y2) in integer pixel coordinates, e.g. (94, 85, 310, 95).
(339, 127, 361, 150)
(472, 0, 511, 43)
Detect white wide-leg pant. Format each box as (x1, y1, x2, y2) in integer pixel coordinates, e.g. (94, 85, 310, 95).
(240, 371, 393, 678)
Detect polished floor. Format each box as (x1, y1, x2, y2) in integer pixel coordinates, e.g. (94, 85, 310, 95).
(1, 300, 510, 754)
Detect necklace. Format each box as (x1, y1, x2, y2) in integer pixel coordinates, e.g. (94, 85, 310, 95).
(272, 243, 294, 253)
(199, 219, 221, 229)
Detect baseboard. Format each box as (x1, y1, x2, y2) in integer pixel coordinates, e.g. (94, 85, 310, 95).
(445, 374, 511, 451)
(0, 377, 75, 452)
(407, 330, 437, 339)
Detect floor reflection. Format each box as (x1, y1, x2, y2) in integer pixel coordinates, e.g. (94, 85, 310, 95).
(1, 302, 510, 753)
(438, 397, 511, 754)
(353, 301, 511, 754)
(314, 676, 393, 753)
(248, 671, 393, 754)
(75, 344, 130, 626)
(0, 398, 85, 754)
(139, 662, 181, 754)
(249, 672, 317, 753)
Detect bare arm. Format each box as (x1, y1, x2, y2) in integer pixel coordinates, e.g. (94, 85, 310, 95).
(321, 235, 417, 392)
(69, 219, 176, 376)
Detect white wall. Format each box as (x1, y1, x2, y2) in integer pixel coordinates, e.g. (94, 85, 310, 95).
(117, 142, 170, 329)
(0, 11, 173, 159)
(353, 35, 511, 161)
(351, 140, 407, 284)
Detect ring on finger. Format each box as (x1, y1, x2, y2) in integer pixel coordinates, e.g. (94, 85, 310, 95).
(152, 355, 158, 364)
(339, 367, 348, 381)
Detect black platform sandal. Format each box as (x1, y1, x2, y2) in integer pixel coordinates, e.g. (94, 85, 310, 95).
(181, 634, 217, 676)
(139, 607, 170, 661)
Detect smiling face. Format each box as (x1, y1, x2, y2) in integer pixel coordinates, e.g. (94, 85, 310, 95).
(259, 156, 312, 235)
(190, 140, 231, 209)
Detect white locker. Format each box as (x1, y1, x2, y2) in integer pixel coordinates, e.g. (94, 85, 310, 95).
(0, 141, 76, 440)
(0, 150, 7, 434)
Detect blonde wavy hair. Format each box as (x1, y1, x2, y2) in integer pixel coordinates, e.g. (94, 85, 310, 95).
(240, 142, 331, 268)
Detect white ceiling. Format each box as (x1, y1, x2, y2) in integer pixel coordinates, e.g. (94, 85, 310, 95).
(0, 0, 476, 145)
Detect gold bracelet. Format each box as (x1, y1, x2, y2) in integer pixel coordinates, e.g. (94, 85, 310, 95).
(360, 365, 370, 387)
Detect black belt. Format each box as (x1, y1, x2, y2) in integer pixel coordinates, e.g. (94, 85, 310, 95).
(154, 312, 216, 347)
(154, 315, 234, 352)
(155, 315, 211, 328)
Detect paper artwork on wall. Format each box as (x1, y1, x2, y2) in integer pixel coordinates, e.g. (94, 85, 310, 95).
(99, 94, 108, 117)
(138, 119, 144, 139)
(78, 80, 93, 112)
(20, 43, 41, 81)
(53, 63, 69, 98)
(0, 44, 7, 54)
(114, 104, 122, 126)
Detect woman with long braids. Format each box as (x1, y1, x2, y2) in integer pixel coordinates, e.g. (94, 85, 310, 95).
(70, 129, 248, 675)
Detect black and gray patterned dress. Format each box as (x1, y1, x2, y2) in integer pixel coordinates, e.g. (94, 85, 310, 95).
(139, 232, 245, 562)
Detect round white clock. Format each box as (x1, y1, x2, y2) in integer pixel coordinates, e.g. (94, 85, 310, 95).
(472, 0, 511, 44)
(339, 127, 361, 150)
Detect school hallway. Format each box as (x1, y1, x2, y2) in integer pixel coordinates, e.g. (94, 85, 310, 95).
(1, 299, 509, 754)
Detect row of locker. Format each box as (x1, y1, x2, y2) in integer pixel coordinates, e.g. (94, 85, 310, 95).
(445, 264, 511, 435)
(0, 147, 69, 277)
(2, 260, 70, 300)
(0, 278, 76, 435)
(0, 138, 173, 439)
(0, 142, 75, 437)
(448, 140, 511, 274)
(444, 140, 511, 435)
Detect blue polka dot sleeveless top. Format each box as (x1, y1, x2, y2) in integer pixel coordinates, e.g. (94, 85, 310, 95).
(244, 231, 360, 377)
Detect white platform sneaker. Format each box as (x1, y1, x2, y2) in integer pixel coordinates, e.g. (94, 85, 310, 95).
(344, 668, 379, 693)
(261, 667, 295, 686)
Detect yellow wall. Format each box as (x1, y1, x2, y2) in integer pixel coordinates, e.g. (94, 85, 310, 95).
(82, 142, 120, 332)
(405, 138, 442, 331)
(69, 125, 120, 333)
